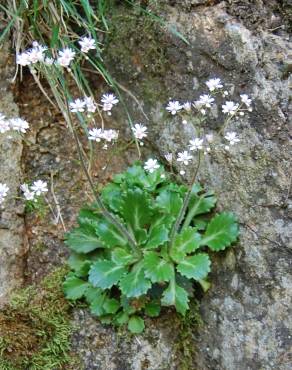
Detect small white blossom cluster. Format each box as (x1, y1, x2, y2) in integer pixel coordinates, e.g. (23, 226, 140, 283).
(144, 158, 160, 173)
(0, 183, 9, 205)
(101, 93, 119, 115)
(88, 128, 119, 146)
(16, 41, 47, 66)
(20, 180, 48, 202)
(69, 96, 97, 113)
(165, 78, 252, 119)
(0, 113, 29, 134)
(224, 132, 240, 151)
(69, 93, 120, 116)
(16, 36, 97, 69)
(78, 36, 96, 53)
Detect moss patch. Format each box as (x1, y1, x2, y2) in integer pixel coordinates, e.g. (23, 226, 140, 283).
(175, 300, 202, 370)
(0, 268, 77, 370)
(104, 3, 171, 105)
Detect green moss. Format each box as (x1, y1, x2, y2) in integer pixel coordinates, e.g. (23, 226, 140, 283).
(175, 300, 202, 370)
(104, 4, 170, 104)
(0, 267, 78, 370)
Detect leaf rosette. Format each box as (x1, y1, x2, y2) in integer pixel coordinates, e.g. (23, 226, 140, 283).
(63, 163, 239, 332)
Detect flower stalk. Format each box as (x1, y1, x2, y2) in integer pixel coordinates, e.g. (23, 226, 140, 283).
(169, 150, 202, 250)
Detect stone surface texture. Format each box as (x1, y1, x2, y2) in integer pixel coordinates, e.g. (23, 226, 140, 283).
(0, 43, 25, 305)
(103, 1, 292, 369)
(0, 0, 291, 369)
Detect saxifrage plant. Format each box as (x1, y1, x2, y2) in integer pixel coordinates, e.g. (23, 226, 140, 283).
(63, 163, 238, 333)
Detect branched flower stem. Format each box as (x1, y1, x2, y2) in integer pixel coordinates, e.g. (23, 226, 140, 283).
(65, 105, 138, 252)
(169, 150, 202, 251)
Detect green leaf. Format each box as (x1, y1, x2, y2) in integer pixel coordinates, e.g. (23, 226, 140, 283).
(135, 228, 148, 244)
(198, 279, 211, 292)
(120, 188, 152, 231)
(143, 252, 174, 283)
(63, 275, 89, 300)
(103, 298, 120, 314)
(124, 164, 148, 188)
(170, 227, 201, 262)
(95, 219, 128, 247)
(114, 311, 129, 325)
(144, 225, 169, 249)
(177, 253, 211, 281)
(85, 286, 109, 316)
(151, 214, 175, 230)
(128, 316, 145, 333)
(50, 24, 60, 48)
(121, 296, 136, 315)
(119, 263, 151, 298)
(188, 190, 216, 217)
(145, 301, 161, 317)
(146, 165, 167, 190)
(161, 280, 189, 315)
(101, 183, 123, 212)
(200, 212, 239, 251)
(156, 189, 182, 217)
(77, 206, 100, 225)
(65, 224, 103, 253)
(89, 260, 127, 289)
(111, 248, 135, 266)
(68, 253, 91, 277)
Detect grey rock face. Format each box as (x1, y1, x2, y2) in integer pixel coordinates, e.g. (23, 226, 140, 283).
(0, 43, 25, 305)
(104, 2, 292, 369)
(0, 1, 291, 368)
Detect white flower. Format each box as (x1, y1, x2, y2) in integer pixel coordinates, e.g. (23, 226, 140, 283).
(9, 118, 29, 133)
(0, 183, 9, 203)
(79, 36, 96, 53)
(222, 101, 239, 115)
(206, 78, 223, 91)
(69, 98, 86, 113)
(144, 158, 160, 173)
(84, 96, 97, 113)
(101, 94, 119, 114)
(183, 102, 192, 112)
(31, 180, 48, 196)
(224, 132, 240, 145)
(133, 124, 148, 140)
(195, 94, 215, 108)
(20, 184, 35, 201)
(182, 119, 188, 125)
(164, 153, 173, 162)
(101, 93, 119, 106)
(102, 129, 118, 142)
(189, 138, 204, 151)
(16, 52, 31, 66)
(88, 128, 103, 142)
(0, 114, 10, 133)
(27, 42, 47, 63)
(179, 170, 185, 175)
(177, 151, 192, 165)
(166, 101, 182, 115)
(223, 90, 229, 97)
(57, 48, 76, 67)
(240, 94, 252, 107)
(205, 133, 214, 143)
